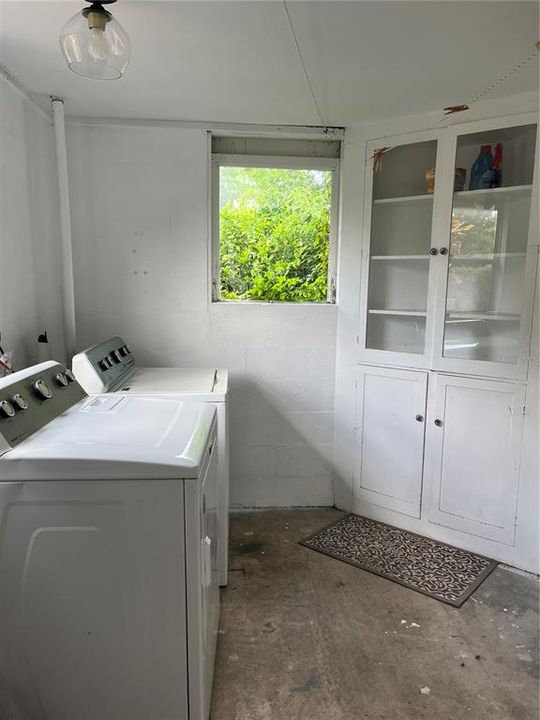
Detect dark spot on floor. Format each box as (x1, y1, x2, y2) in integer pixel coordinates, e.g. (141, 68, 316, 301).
(231, 539, 264, 554)
(211, 509, 539, 720)
(290, 671, 318, 694)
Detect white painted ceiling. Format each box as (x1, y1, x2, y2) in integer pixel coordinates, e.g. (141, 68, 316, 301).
(0, 1, 537, 126)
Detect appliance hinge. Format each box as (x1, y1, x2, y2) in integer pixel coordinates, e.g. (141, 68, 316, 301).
(521, 404, 526, 415)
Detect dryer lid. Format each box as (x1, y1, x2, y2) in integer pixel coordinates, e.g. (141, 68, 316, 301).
(0, 396, 216, 481)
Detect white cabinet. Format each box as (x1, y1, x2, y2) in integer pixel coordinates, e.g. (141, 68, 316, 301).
(425, 374, 525, 545)
(353, 367, 526, 546)
(353, 366, 427, 517)
(348, 111, 538, 568)
(359, 115, 538, 381)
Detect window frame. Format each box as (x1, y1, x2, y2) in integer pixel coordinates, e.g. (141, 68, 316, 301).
(211, 153, 340, 304)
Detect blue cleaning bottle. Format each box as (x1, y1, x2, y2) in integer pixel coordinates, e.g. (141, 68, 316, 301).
(469, 145, 493, 190)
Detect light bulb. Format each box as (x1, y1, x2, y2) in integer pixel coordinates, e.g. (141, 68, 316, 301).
(60, 2, 131, 80)
(87, 27, 108, 63)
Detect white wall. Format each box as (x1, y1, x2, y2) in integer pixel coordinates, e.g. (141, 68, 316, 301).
(0, 76, 65, 369)
(334, 91, 539, 571)
(66, 123, 337, 508)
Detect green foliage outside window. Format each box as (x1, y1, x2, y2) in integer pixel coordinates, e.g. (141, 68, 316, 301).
(218, 166, 332, 302)
(448, 205, 498, 312)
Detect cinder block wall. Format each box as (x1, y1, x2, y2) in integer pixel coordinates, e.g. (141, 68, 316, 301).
(66, 124, 337, 508)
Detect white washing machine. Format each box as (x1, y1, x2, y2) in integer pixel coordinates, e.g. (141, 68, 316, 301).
(72, 337, 230, 586)
(0, 361, 219, 720)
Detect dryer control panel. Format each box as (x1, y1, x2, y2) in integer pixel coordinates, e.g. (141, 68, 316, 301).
(0, 361, 87, 455)
(72, 336, 135, 394)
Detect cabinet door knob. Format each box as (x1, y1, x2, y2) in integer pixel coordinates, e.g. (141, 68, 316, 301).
(439, 247, 448, 255)
(415, 414, 424, 422)
(434, 418, 443, 427)
(429, 248, 439, 256)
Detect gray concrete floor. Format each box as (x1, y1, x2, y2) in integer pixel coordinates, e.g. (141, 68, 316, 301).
(210, 509, 539, 720)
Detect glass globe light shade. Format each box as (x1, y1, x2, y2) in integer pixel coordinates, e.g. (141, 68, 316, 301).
(60, 3, 131, 80)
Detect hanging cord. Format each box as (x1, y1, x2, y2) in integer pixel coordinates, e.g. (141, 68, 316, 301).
(468, 46, 539, 106)
(282, 1, 328, 132)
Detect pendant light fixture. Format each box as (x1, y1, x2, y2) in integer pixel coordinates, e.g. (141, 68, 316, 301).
(60, 0, 131, 80)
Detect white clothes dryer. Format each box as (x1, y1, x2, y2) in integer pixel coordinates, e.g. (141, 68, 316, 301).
(0, 362, 219, 720)
(72, 337, 230, 586)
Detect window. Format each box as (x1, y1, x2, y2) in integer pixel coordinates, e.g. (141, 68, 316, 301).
(211, 136, 340, 303)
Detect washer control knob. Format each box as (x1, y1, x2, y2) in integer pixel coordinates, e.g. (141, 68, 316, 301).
(114, 349, 123, 362)
(33, 379, 52, 399)
(12, 394, 28, 410)
(65, 369, 76, 382)
(107, 354, 118, 365)
(55, 372, 68, 387)
(0, 400, 15, 418)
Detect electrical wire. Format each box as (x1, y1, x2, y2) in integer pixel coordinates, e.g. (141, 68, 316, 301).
(282, 1, 327, 131)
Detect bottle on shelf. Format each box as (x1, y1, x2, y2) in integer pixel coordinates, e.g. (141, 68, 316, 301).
(454, 168, 466, 192)
(492, 143, 503, 188)
(469, 145, 494, 190)
(425, 167, 436, 194)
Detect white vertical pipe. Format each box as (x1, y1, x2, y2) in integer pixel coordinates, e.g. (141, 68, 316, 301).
(51, 97, 77, 361)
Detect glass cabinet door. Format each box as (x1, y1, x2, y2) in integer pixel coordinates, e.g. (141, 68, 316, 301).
(366, 140, 437, 355)
(443, 124, 536, 365)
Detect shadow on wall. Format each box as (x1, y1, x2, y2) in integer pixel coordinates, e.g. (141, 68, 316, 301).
(228, 378, 335, 508)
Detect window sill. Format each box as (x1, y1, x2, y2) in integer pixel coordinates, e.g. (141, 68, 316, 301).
(210, 299, 337, 308)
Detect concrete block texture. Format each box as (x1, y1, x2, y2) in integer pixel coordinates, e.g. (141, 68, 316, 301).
(66, 123, 338, 508)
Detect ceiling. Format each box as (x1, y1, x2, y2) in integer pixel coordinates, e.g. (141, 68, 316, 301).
(0, 1, 537, 126)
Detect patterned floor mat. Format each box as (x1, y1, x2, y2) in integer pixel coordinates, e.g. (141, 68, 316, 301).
(300, 514, 497, 607)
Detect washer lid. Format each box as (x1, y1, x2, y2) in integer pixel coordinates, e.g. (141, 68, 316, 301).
(118, 368, 218, 394)
(0, 396, 216, 481)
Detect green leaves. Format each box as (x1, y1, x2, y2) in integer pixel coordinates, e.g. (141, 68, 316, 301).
(219, 166, 332, 302)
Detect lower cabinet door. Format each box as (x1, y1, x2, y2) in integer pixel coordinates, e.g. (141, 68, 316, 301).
(426, 373, 526, 544)
(354, 365, 428, 517)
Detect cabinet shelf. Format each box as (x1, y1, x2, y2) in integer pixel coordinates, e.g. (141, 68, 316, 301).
(445, 312, 520, 323)
(450, 252, 526, 262)
(369, 309, 427, 317)
(454, 185, 532, 200)
(371, 255, 430, 261)
(373, 194, 434, 205)
(375, 186, 532, 206)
